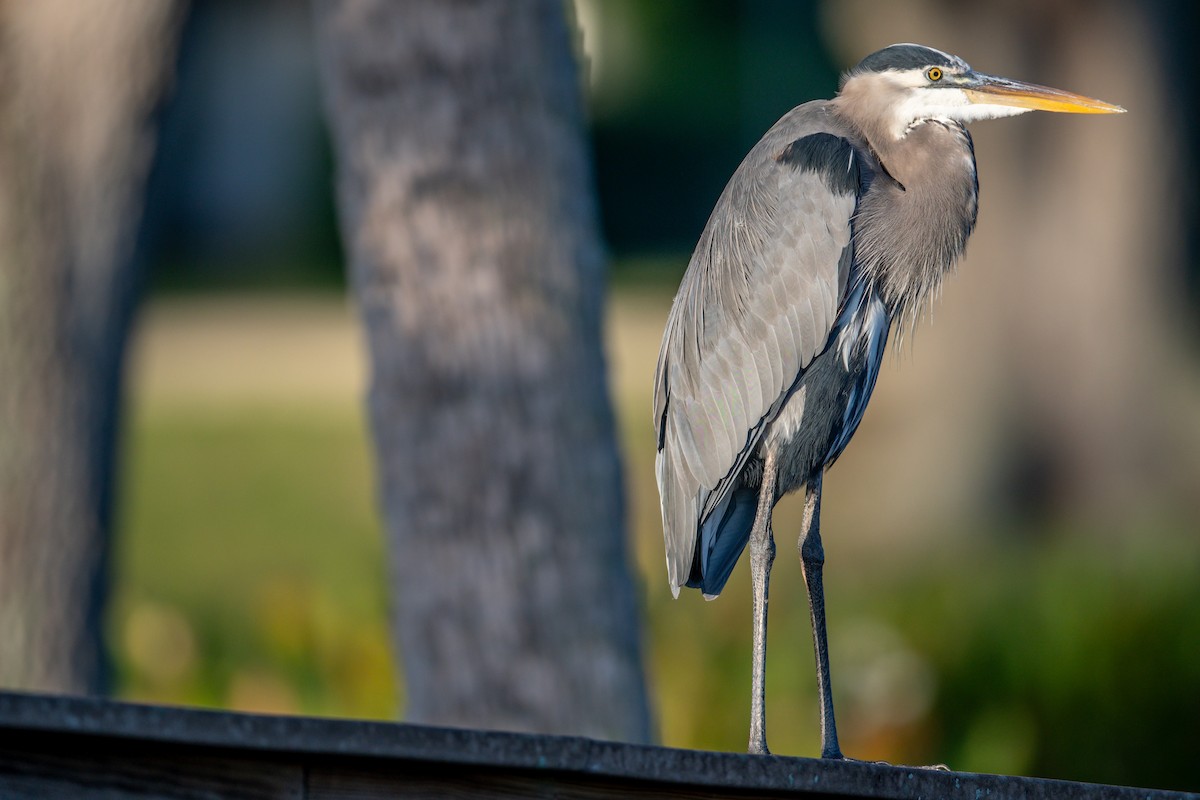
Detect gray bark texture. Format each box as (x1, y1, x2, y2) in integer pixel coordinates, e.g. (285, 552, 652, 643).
(0, 0, 186, 692)
(313, 0, 652, 742)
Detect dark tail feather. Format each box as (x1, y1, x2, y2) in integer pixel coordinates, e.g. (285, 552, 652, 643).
(685, 488, 758, 597)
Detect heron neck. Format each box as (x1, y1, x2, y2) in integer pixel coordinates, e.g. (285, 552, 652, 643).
(844, 117, 980, 330)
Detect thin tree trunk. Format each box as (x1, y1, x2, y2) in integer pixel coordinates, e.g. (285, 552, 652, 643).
(0, 0, 186, 692)
(314, 0, 651, 741)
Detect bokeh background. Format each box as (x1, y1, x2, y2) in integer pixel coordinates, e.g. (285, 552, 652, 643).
(58, 0, 1200, 790)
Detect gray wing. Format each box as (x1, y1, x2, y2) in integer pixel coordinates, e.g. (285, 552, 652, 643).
(654, 114, 863, 596)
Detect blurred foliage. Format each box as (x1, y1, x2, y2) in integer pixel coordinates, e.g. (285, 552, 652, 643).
(113, 290, 1200, 792)
(111, 406, 397, 719)
(582, 0, 837, 254)
(138, 0, 344, 292)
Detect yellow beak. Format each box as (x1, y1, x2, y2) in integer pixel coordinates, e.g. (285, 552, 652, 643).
(964, 74, 1126, 114)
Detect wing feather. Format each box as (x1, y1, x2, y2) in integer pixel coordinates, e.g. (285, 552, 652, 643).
(735, 334, 765, 421)
(655, 108, 865, 592)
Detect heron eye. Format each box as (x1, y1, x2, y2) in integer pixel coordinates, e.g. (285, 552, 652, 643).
(927, 67, 943, 82)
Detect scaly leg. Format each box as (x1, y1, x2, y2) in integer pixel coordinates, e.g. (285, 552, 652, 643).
(747, 450, 778, 755)
(799, 472, 843, 759)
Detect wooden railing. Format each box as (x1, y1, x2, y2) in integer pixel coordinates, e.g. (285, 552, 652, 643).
(0, 691, 1193, 798)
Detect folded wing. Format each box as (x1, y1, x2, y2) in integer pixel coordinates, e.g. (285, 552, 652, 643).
(654, 123, 865, 596)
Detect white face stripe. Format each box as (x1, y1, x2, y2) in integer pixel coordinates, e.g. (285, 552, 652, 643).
(872, 68, 1032, 138)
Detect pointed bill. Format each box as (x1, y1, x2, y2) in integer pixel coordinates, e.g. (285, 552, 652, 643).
(965, 74, 1126, 114)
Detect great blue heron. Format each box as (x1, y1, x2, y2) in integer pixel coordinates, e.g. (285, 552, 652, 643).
(653, 43, 1123, 758)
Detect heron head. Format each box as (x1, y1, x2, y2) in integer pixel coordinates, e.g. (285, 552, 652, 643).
(839, 43, 1125, 140)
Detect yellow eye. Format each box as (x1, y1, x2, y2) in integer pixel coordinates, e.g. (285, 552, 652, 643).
(927, 67, 943, 81)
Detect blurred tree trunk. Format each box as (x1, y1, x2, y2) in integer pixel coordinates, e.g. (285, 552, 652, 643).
(314, 0, 651, 741)
(0, 0, 186, 691)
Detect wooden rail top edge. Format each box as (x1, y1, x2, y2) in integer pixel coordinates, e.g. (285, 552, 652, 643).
(0, 690, 1193, 799)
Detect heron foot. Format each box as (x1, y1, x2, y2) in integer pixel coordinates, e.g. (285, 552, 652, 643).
(834, 756, 951, 771)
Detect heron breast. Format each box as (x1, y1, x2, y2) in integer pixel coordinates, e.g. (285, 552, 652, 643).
(761, 285, 890, 495)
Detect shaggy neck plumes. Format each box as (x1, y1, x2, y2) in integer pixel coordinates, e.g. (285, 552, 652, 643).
(831, 84, 980, 332)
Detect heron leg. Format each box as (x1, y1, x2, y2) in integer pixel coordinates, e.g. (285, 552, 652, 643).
(747, 450, 778, 755)
(799, 472, 843, 759)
